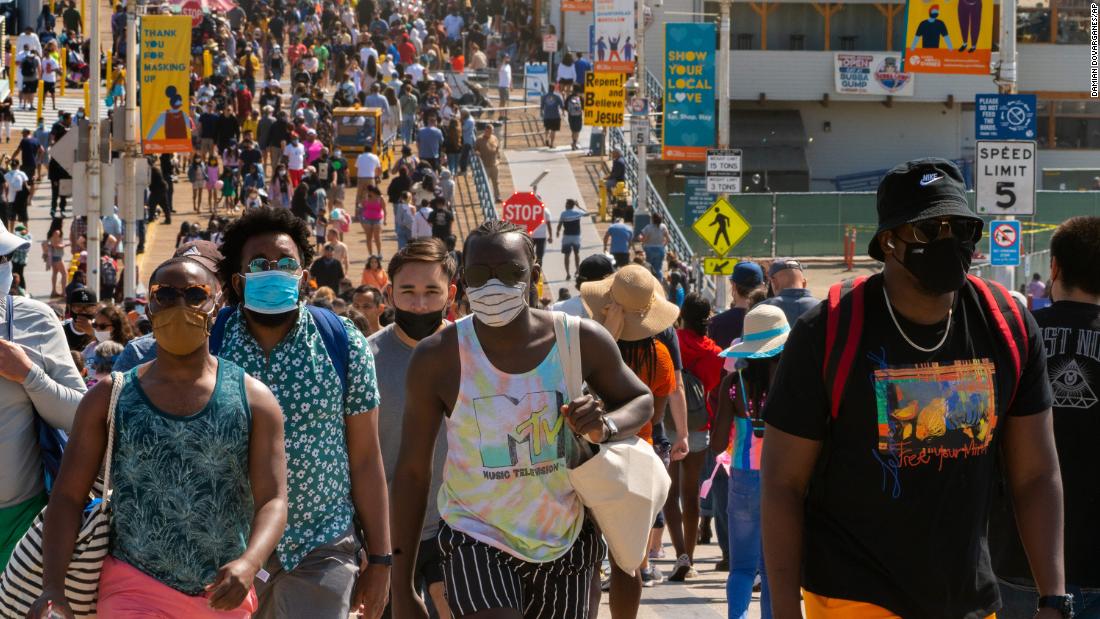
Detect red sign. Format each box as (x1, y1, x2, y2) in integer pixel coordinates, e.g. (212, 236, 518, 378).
(501, 192, 545, 234)
(181, 0, 203, 27)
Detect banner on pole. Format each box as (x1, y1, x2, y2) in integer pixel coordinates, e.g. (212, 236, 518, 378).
(562, 0, 593, 10)
(902, 0, 993, 74)
(593, 0, 635, 73)
(583, 72, 626, 127)
(140, 15, 193, 153)
(662, 23, 716, 161)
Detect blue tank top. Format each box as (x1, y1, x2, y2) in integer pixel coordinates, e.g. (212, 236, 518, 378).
(109, 360, 254, 595)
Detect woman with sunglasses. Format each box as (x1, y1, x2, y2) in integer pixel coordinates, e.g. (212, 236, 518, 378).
(30, 257, 289, 619)
(80, 305, 134, 365)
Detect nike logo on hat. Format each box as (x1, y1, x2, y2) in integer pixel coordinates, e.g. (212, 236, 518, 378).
(919, 173, 943, 186)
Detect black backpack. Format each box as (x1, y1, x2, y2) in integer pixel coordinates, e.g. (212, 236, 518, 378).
(21, 56, 37, 78)
(681, 367, 709, 431)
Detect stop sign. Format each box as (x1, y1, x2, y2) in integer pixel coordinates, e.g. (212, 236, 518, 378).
(501, 192, 545, 235)
(181, 0, 203, 27)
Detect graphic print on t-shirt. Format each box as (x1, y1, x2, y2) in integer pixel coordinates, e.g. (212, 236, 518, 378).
(873, 360, 997, 470)
(1049, 358, 1098, 409)
(473, 390, 566, 473)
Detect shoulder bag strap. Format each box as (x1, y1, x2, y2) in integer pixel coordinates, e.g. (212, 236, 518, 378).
(102, 371, 124, 508)
(5, 295, 12, 341)
(208, 306, 237, 356)
(306, 305, 350, 396)
(823, 275, 870, 420)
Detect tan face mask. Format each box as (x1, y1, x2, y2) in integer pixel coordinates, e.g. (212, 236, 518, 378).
(151, 305, 213, 356)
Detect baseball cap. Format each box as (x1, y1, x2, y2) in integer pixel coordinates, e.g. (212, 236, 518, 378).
(67, 287, 98, 306)
(730, 261, 764, 287)
(869, 158, 979, 261)
(174, 240, 223, 276)
(768, 258, 803, 277)
(577, 254, 615, 284)
(0, 226, 30, 257)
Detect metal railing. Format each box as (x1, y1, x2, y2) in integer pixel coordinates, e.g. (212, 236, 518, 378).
(645, 69, 663, 103)
(609, 127, 716, 299)
(470, 154, 498, 221)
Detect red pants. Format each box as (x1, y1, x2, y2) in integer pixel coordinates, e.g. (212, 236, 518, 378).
(288, 168, 303, 187)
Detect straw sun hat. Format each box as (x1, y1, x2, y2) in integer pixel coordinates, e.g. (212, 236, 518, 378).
(720, 304, 791, 359)
(580, 264, 680, 342)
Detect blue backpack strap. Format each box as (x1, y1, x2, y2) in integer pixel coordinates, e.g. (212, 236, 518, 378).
(5, 295, 11, 341)
(306, 305, 350, 397)
(208, 306, 238, 357)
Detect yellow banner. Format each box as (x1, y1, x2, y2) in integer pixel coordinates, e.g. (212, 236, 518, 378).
(583, 72, 626, 127)
(141, 15, 193, 153)
(903, 0, 993, 74)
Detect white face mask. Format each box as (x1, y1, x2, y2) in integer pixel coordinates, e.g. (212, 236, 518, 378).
(93, 329, 112, 343)
(466, 279, 527, 328)
(0, 261, 12, 295)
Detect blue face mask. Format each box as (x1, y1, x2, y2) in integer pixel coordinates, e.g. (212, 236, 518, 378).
(243, 270, 302, 314)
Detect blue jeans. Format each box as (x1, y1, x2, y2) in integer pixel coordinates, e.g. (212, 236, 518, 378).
(728, 468, 770, 619)
(401, 117, 416, 144)
(998, 578, 1100, 619)
(396, 227, 410, 250)
(644, 246, 666, 280)
(446, 153, 461, 175)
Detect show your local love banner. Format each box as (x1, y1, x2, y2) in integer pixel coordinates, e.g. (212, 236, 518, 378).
(902, 0, 993, 75)
(662, 23, 715, 161)
(141, 15, 193, 154)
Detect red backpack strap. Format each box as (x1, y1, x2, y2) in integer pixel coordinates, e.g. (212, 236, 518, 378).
(966, 275, 1029, 407)
(823, 275, 870, 419)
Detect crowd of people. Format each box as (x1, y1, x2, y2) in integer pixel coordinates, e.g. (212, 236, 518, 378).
(0, 0, 1095, 616)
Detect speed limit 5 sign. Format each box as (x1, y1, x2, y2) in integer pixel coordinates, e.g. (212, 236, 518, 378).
(976, 140, 1036, 216)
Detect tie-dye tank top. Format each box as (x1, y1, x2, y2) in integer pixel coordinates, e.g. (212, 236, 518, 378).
(438, 315, 584, 563)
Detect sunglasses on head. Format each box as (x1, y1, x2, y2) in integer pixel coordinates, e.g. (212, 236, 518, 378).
(247, 257, 301, 273)
(463, 262, 528, 288)
(907, 217, 983, 244)
(150, 283, 214, 307)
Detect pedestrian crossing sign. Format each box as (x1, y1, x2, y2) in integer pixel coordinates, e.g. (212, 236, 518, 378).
(703, 257, 736, 276)
(691, 197, 750, 257)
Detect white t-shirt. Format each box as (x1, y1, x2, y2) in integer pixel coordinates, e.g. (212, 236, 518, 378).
(412, 207, 434, 238)
(5, 169, 27, 201)
(531, 206, 551, 240)
(282, 142, 306, 170)
(406, 63, 425, 84)
(498, 63, 512, 89)
(359, 46, 378, 69)
(356, 152, 382, 179)
(42, 57, 59, 83)
(557, 63, 577, 82)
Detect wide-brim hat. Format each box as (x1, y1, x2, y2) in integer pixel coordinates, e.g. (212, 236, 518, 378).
(0, 226, 30, 256)
(580, 264, 680, 342)
(720, 304, 790, 359)
(868, 157, 981, 261)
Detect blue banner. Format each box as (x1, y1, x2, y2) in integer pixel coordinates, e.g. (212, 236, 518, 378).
(662, 23, 716, 161)
(975, 94, 1037, 140)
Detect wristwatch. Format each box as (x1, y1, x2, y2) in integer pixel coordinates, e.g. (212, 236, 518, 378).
(600, 415, 619, 444)
(366, 553, 393, 567)
(1038, 594, 1074, 618)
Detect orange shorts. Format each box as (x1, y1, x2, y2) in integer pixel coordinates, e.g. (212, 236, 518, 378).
(803, 591, 995, 619)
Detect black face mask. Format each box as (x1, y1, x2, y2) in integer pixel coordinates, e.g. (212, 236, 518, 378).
(898, 236, 975, 295)
(394, 307, 444, 341)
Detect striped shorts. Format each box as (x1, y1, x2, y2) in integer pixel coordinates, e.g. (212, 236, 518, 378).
(437, 519, 605, 619)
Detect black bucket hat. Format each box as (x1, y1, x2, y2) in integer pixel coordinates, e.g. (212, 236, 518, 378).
(868, 158, 981, 261)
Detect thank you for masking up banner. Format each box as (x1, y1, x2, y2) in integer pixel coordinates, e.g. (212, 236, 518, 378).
(662, 23, 716, 161)
(141, 15, 193, 153)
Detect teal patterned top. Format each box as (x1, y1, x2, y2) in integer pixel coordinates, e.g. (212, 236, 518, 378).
(216, 305, 380, 571)
(109, 361, 254, 596)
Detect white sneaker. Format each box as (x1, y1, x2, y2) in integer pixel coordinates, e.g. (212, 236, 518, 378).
(641, 566, 664, 587)
(668, 554, 692, 582)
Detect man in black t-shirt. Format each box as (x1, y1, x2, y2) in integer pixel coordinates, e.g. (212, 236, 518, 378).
(61, 287, 97, 351)
(762, 159, 1067, 619)
(428, 197, 454, 244)
(991, 216, 1100, 618)
(310, 244, 345, 292)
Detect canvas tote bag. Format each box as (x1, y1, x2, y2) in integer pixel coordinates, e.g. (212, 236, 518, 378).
(553, 312, 671, 576)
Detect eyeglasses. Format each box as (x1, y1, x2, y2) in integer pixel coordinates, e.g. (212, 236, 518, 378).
(907, 218, 983, 244)
(463, 262, 528, 288)
(247, 257, 301, 273)
(150, 283, 214, 307)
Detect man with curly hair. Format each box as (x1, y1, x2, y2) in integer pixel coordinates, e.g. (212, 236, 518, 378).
(215, 207, 390, 619)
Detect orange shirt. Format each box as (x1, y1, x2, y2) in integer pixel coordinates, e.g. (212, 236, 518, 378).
(361, 268, 389, 290)
(632, 339, 676, 444)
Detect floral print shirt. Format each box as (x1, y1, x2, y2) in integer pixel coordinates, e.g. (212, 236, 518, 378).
(217, 305, 379, 571)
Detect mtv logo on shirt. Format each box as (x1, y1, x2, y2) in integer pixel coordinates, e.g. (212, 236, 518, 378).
(873, 360, 997, 470)
(473, 390, 567, 470)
